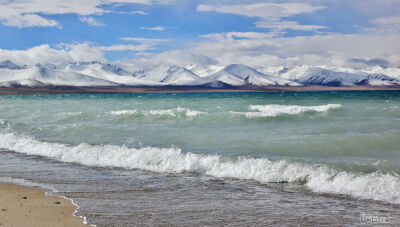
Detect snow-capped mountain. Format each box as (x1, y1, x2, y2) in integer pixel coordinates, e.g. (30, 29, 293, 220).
(0, 60, 22, 70)
(203, 64, 300, 87)
(135, 65, 179, 82)
(362, 66, 400, 79)
(0, 60, 399, 88)
(59, 61, 158, 86)
(0, 65, 118, 87)
(60, 61, 130, 76)
(130, 64, 203, 86)
(185, 64, 224, 78)
(278, 65, 400, 86)
(362, 73, 400, 86)
(160, 67, 201, 85)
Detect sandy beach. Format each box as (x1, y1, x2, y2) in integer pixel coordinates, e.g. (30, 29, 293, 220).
(0, 182, 88, 227)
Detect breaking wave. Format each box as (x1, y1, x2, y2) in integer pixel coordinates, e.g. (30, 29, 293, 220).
(0, 131, 399, 204)
(109, 107, 207, 118)
(232, 104, 342, 118)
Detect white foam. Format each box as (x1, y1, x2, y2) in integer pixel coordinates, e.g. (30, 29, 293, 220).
(109, 110, 139, 116)
(232, 104, 342, 117)
(0, 131, 399, 204)
(108, 107, 207, 118)
(148, 109, 176, 117)
(59, 111, 84, 116)
(176, 107, 207, 117)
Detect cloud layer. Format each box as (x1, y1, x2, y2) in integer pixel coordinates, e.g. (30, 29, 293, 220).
(197, 2, 326, 32)
(0, 0, 173, 27)
(1, 0, 399, 72)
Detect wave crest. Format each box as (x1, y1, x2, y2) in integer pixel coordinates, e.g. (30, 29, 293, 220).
(109, 107, 207, 118)
(232, 104, 342, 117)
(0, 132, 399, 204)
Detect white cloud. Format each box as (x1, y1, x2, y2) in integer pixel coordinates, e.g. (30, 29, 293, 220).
(194, 31, 400, 68)
(130, 10, 149, 15)
(0, 13, 59, 28)
(0, 0, 174, 28)
(115, 29, 400, 70)
(369, 16, 400, 33)
(79, 17, 105, 26)
(2, 32, 400, 72)
(372, 16, 400, 25)
(255, 20, 328, 31)
(98, 44, 152, 51)
(117, 50, 218, 71)
(200, 32, 282, 40)
(102, 0, 174, 4)
(0, 43, 105, 65)
(140, 26, 165, 31)
(0, 42, 153, 66)
(102, 0, 153, 4)
(197, 3, 324, 19)
(197, 2, 326, 32)
(120, 37, 169, 44)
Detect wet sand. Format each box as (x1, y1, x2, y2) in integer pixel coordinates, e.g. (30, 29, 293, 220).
(0, 182, 88, 227)
(0, 85, 399, 94)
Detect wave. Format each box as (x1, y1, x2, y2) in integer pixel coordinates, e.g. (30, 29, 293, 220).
(0, 131, 399, 204)
(0, 119, 12, 126)
(109, 107, 207, 118)
(232, 104, 342, 118)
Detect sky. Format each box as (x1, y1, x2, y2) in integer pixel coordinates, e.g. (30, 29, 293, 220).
(0, 0, 399, 70)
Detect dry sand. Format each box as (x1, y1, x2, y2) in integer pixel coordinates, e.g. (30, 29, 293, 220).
(0, 182, 88, 227)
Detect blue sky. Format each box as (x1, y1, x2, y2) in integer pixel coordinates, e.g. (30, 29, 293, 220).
(0, 0, 399, 69)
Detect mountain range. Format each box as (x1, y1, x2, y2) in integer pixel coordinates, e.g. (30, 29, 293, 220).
(1, 60, 400, 88)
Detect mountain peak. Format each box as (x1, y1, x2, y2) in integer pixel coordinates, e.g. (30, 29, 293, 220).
(0, 60, 21, 69)
(224, 64, 252, 71)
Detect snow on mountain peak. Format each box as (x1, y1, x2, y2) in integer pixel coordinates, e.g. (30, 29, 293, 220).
(206, 64, 300, 87)
(0, 60, 22, 70)
(279, 65, 400, 86)
(0, 60, 399, 88)
(160, 67, 201, 85)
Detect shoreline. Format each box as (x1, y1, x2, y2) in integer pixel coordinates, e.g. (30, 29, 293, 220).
(0, 85, 400, 94)
(0, 182, 89, 227)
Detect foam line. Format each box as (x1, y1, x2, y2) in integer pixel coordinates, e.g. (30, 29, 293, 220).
(1, 131, 399, 204)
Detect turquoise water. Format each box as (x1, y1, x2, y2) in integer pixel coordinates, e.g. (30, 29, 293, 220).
(0, 91, 400, 225)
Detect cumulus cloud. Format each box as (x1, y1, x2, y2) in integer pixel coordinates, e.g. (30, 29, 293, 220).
(197, 2, 326, 32)
(2, 0, 400, 71)
(0, 13, 59, 28)
(140, 26, 165, 31)
(79, 17, 105, 26)
(196, 32, 400, 62)
(348, 58, 390, 69)
(117, 50, 218, 71)
(130, 10, 149, 15)
(368, 16, 400, 33)
(197, 3, 324, 18)
(114, 31, 398, 70)
(0, 0, 174, 28)
(1, 34, 400, 72)
(0, 41, 156, 66)
(0, 43, 105, 66)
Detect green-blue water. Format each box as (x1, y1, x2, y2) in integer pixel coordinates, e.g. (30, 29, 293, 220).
(0, 91, 399, 225)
